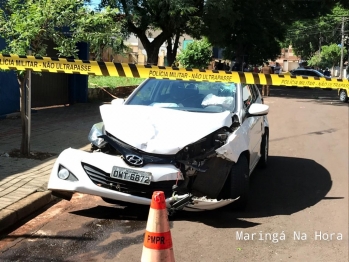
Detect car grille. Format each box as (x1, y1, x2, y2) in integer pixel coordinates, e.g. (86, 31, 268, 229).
(82, 163, 176, 199)
(102, 132, 177, 167)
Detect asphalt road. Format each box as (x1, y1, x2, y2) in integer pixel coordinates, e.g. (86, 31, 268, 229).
(0, 87, 348, 262)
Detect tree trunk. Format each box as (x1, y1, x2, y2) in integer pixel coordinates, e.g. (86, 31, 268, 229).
(19, 71, 30, 156)
(166, 32, 181, 66)
(146, 47, 160, 65)
(133, 29, 169, 65)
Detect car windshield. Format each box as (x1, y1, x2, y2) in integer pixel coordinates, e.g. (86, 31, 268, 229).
(314, 70, 325, 77)
(126, 79, 237, 113)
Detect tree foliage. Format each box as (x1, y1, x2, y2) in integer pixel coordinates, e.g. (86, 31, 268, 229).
(177, 39, 211, 69)
(0, 0, 125, 155)
(0, 0, 125, 59)
(100, 0, 204, 65)
(99, 0, 349, 66)
(320, 44, 347, 68)
(307, 53, 326, 68)
(203, 0, 349, 64)
(308, 44, 348, 69)
(284, 4, 349, 59)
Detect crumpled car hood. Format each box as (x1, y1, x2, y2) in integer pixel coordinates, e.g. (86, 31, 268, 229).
(100, 104, 232, 154)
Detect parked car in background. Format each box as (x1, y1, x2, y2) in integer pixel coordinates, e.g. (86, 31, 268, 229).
(290, 68, 331, 79)
(48, 78, 270, 214)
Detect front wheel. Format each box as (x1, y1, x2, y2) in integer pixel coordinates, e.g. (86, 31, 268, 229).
(339, 90, 348, 102)
(225, 155, 249, 211)
(258, 128, 269, 168)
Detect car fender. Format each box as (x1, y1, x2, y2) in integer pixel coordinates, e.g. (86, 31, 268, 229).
(338, 88, 347, 95)
(263, 115, 269, 134)
(215, 119, 251, 163)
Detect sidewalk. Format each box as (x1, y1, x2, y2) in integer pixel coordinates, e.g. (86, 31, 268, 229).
(0, 102, 103, 232)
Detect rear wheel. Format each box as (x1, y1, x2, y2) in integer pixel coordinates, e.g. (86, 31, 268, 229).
(339, 90, 348, 102)
(226, 155, 249, 211)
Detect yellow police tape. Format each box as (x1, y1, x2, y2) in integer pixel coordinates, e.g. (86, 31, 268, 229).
(0, 54, 348, 88)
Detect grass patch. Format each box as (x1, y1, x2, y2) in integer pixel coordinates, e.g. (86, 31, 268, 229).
(88, 76, 145, 88)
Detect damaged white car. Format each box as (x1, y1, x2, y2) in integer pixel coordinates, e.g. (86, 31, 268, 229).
(48, 79, 269, 213)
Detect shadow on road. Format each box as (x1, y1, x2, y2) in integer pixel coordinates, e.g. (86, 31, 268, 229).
(244, 155, 333, 217)
(69, 156, 334, 229)
(71, 204, 150, 221)
(174, 156, 333, 227)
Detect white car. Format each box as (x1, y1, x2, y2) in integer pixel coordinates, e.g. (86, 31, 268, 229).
(48, 79, 269, 213)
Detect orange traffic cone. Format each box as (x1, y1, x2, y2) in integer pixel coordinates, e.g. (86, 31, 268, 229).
(141, 191, 175, 262)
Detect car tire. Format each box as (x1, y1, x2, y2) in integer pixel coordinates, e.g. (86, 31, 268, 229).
(339, 90, 348, 102)
(258, 128, 269, 168)
(226, 155, 249, 211)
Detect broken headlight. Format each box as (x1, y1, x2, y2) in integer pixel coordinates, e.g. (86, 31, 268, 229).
(176, 128, 230, 162)
(88, 122, 107, 148)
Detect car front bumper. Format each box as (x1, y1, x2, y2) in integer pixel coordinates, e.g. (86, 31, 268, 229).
(48, 148, 235, 211)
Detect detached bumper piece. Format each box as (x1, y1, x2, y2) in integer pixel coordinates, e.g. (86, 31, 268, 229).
(168, 194, 194, 216)
(82, 163, 176, 199)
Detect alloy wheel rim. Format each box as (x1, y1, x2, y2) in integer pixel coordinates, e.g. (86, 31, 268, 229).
(340, 92, 346, 101)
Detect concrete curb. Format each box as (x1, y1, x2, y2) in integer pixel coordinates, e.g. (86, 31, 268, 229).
(0, 191, 56, 233)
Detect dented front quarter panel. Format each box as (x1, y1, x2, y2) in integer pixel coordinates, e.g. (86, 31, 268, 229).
(215, 117, 252, 162)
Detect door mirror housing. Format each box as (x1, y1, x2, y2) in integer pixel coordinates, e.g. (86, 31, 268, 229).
(247, 103, 269, 117)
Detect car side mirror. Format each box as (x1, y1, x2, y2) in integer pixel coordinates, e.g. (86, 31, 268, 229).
(247, 103, 269, 117)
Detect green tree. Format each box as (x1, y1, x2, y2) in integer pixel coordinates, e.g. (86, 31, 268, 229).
(308, 53, 325, 68)
(203, 0, 349, 64)
(177, 39, 211, 69)
(98, 0, 349, 66)
(320, 44, 347, 69)
(100, 0, 203, 65)
(284, 4, 349, 59)
(0, 0, 124, 155)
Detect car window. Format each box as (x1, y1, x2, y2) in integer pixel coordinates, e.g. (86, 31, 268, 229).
(306, 71, 319, 77)
(292, 70, 299, 75)
(127, 80, 158, 105)
(293, 70, 305, 76)
(313, 70, 325, 77)
(250, 84, 261, 102)
(126, 79, 238, 113)
(242, 84, 254, 108)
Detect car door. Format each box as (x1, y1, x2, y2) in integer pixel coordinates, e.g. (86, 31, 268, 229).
(249, 84, 264, 165)
(241, 84, 263, 171)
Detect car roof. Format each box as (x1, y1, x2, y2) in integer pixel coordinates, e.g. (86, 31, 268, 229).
(294, 68, 318, 71)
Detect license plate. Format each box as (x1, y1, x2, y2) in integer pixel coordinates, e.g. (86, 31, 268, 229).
(110, 166, 152, 185)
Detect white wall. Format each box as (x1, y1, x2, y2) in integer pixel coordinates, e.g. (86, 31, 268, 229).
(288, 62, 299, 71)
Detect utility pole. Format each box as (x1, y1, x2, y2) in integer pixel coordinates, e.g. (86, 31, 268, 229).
(339, 17, 345, 79)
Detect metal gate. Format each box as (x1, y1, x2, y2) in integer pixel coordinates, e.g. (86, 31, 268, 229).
(31, 72, 69, 107)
